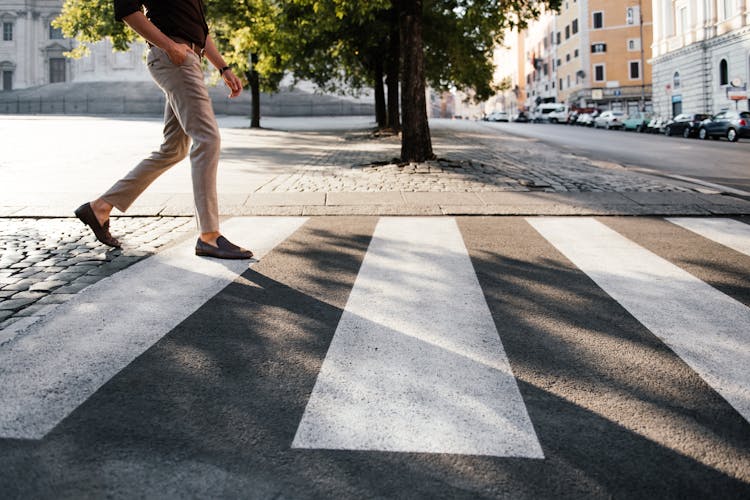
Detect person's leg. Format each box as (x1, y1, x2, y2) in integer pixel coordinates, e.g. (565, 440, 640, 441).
(146, 46, 250, 258)
(92, 101, 190, 225)
(143, 47, 220, 237)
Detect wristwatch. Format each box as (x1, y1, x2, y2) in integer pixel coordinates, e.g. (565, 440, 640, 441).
(219, 66, 231, 75)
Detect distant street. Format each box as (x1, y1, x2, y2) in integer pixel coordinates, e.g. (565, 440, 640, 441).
(483, 121, 750, 194)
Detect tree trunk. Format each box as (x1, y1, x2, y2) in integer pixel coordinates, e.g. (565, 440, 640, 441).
(386, 5, 401, 131)
(374, 56, 387, 129)
(249, 53, 261, 128)
(399, 0, 433, 162)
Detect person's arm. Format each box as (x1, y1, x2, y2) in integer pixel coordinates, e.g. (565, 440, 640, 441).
(121, 11, 189, 65)
(204, 35, 243, 99)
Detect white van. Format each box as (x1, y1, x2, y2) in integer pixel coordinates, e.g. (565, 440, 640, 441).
(548, 105, 569, 123)
(533, 103, 567, 123)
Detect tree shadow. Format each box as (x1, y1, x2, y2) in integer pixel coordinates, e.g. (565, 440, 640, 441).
(1, 216, 748, 498)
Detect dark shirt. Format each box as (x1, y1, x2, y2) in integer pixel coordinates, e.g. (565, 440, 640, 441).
(114, 0, 209, 48)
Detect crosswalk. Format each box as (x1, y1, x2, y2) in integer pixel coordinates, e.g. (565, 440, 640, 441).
(0, 216, 748, 471)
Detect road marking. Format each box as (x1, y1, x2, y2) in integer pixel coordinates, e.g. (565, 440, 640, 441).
(292, 217, 544, 458)
(664, 175, 750, 197)
(666, 217, 750, 257)
(528, 217, 750, 424)
(0, 217, 307, 440)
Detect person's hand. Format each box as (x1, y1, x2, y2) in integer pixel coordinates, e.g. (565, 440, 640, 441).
(165, 42, 189, 65)
(222, 69, 242, 98)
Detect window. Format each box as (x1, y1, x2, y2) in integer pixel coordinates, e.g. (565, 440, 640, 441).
(594, 64, 605, 82)
(627, 38, 641, 51)
(719, 59, 728, 85)
(566, 54, 571, 62)
(556, 32, 561, 44)
(629, 61, 641, 80)
(721, 0, 734, 20)
(673, 71, 680, 89)
(559, 78, 563, 89)
(592, 43, 607, 53)
(49, 23, 63, 40)
(567, 75, 571, 88)
(574, 49, 579, 57)
(572, 19, 579, 34)
(626, 6, 640, 25)
(2, 22, 12, 41)
(2, 70, 11, 91)
(679, 7, 688, 33)
(49, 58, 66, 83)
(565, 25, 570, 39)
(593, 12, 603, 29)
(557, 58, 562, 67)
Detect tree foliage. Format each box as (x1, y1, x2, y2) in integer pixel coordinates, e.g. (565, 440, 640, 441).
(53, 0, 135, 58)
(54, 0, 558, 157)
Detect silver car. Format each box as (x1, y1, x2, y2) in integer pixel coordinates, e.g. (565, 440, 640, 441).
(593, 110, 625, 129)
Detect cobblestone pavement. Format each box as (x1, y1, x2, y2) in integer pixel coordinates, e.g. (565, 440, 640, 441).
(0, 217, 194, 333)
(258, 121, 692, 193)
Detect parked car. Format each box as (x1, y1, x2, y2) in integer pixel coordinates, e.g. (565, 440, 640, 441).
(576, 113, 594, 127)
(622, 112, 652, 132)
(645, 116, 666, 134)
(485, 111, 510, 122)
(533, 103, 566, 122)
(698, 110, 750, 142)
(663, 113, 711, 138)
(548, 106, 569, 124)
(513, 111, 530, 122)
(593, 110, 625, 129)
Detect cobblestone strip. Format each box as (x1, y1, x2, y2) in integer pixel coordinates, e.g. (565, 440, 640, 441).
(0, 217, 194, 331)
(262, 124, 693, 193)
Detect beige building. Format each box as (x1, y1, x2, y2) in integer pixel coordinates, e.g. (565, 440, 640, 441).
(581, 0, 653, 113)
(488, 29, 524, 115)
(491, 0, 654, 114)
(523, 9, 558, 111)
(651, 0, 750, 118)
(556, 0, 590, 104)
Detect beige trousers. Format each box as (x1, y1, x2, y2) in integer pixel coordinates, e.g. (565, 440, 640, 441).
(101, 46, 220, 233)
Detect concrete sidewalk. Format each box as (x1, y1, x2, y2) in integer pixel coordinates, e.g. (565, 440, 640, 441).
(2, 115, 750, 330)
(1, 115, 750, 217)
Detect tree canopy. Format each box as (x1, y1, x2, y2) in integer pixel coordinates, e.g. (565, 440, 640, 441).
(54, 0, 558, 160)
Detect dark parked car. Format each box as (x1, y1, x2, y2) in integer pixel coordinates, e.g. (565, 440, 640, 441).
(698, 110, 750, 142)
(663, 113, 710, 138)
(513, 111, 530, 122)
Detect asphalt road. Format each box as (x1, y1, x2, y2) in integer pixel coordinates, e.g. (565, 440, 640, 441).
(483, 121, 750, 194)
(1, 216, 749, 499)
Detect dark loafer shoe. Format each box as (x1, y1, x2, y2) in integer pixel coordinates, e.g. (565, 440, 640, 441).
(74, 202, 121, 248)
(195, 235, 253, 259)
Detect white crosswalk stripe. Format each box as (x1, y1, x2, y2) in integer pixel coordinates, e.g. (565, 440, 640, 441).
(1, 215, 748, 449)
(292, 218, 544, 457)
(0, 217, 307, 439)
(528, 217, 750, 424)
(666, 217, 750, 257)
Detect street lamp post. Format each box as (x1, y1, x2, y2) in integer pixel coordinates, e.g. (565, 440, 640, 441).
(639, 0, 646, 111)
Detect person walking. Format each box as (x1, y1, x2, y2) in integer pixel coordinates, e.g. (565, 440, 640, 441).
(75, 0, 253, 259)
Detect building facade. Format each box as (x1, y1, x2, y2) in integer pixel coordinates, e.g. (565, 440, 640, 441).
(1, 1, 74, 90)
(1, 0, 149, 91)
(523, 9, 559, 109)
(492, 0, 654, 115)
(651, 0, 750, 118)
(570, 0, 653, 113)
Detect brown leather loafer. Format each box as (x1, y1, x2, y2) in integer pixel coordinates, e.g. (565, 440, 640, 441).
(195, 236, 253, 259)
(74, 202, 121, 248)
